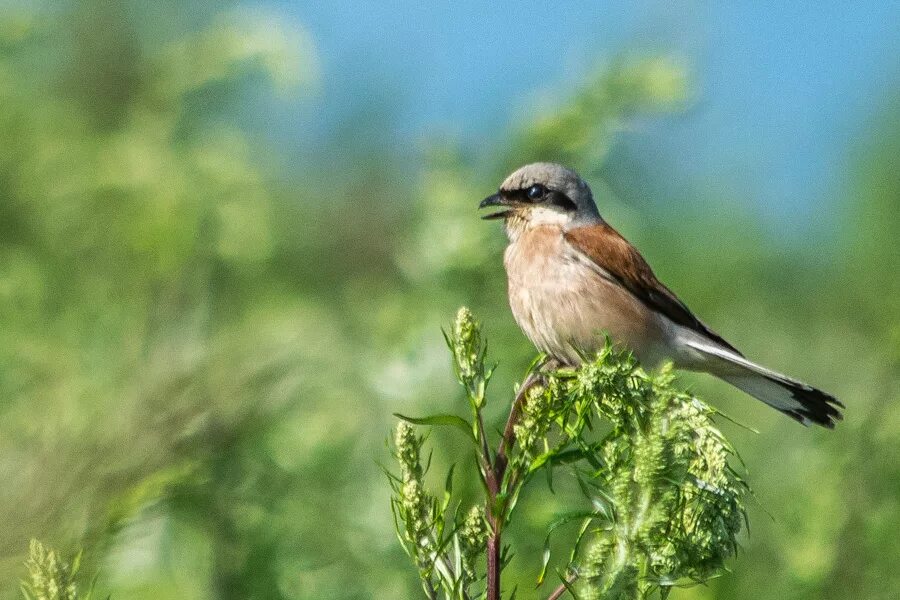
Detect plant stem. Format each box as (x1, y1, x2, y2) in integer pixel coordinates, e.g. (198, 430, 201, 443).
(476, 409, 494, 475)
(495, 370, 542, 476)
(546, 584, 566, 600)
(484, 369, 545, 600)
(546, 571, 578, 600)
(486, 526, 502, 600)
(424, 577, 438, 600)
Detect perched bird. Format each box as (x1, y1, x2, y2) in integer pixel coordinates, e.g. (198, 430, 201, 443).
(480, 162, 843, 427)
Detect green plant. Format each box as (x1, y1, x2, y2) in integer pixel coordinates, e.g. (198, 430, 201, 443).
(19, 540, 105, 600)
(388, 308, 747, 599)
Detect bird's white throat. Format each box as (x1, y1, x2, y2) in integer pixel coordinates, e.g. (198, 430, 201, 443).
(504, 206, 573, 241)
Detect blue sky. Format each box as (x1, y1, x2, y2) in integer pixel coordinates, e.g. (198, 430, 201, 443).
(273, 1, 899, 227)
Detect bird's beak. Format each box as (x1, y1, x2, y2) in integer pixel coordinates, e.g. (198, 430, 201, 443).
(479, 193, 512, 220)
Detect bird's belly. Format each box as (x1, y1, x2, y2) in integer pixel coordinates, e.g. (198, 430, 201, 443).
(505, 229, 669, 366)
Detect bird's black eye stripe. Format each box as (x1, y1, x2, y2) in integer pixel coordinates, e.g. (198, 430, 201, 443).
(547, 190, 577, 211)
(500, 185, 576, 211)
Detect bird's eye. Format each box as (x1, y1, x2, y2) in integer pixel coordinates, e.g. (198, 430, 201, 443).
(526, 184, 546, 200)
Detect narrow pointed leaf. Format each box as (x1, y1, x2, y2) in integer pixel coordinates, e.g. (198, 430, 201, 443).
(393, 413, 476, 443)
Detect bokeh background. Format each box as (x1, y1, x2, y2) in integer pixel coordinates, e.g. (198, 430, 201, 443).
(1, 1, 898, 598)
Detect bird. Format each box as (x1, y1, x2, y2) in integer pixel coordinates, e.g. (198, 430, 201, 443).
(479, 162, 843, 428)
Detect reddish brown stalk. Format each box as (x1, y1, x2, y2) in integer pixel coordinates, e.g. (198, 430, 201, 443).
(494, 371, 541, 476)
(546, 584, 566, 600)
(546, 574, 577, 600)
(486, 526, 502, 600)
(484, 370, 544, 600)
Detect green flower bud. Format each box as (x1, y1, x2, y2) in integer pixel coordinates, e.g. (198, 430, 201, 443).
(563, 348, 746, 591)
(22, 540, 78, 600)
(452, 306, 483, 386)
(459, 506, 488, 579)
(394, 421, 422, 481)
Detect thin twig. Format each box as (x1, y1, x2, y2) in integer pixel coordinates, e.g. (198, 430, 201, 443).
(546, 583, 567, 600)
(485, 366, 547, 600)
(546, 573, 578, 600)
(494, 370, 543, 476)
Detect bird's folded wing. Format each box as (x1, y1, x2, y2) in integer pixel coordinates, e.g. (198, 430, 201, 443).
(563, 223, 742, 356)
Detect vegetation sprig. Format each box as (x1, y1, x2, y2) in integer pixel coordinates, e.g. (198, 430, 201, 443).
(20, 540, 105, 600)
(388, 308, 747, 599)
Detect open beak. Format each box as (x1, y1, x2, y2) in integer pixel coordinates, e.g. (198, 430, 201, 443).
(479, 193, 512, 220)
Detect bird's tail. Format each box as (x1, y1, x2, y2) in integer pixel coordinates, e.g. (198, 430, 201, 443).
(685, 340, 844, 428)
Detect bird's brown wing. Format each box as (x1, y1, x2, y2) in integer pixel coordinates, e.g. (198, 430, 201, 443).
(564, 223, 743, 356)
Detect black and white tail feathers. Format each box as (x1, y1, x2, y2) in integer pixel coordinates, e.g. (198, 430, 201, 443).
(720, 371, 843, 428)
(686, 340, 844, 428)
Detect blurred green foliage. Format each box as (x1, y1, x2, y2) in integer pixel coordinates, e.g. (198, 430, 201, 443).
(0, 1, 897, 599)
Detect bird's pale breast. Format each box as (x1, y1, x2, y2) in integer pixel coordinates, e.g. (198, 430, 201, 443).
(504, 225, 669, 365)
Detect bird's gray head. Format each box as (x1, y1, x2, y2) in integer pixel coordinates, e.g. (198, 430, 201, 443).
(479, 163, 601, 234)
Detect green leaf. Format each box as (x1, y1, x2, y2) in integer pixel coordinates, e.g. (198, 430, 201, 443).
(526, 352, 548, 374)
(492, 492, 507, 518)
(537, 510, 600, 586)
(71, 548, 83, 576)
(393, 413, 476, 443)
(83, 569, 102, 600)
(575, 470, 594, 500)
(528, 453, 550, 473)
(441, 464, 456, 513)
(500, 544, 515, 568)
(431, 520, 462, 557)
(440, 326, 452, 350)
(505, 481, 527, 522)
(537, 541, 553, 587)
(549, 442, 605, 468)
(568, 517, 594, 567)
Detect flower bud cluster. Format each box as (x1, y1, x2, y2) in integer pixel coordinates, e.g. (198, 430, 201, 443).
(565, 349, 746, 596)
(393, 422, 434, 558)
(459, 505, 488, 579)
(450, 307, 486, 401)
(23, 540, 78, 600)
(513, 382, 550, 458)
